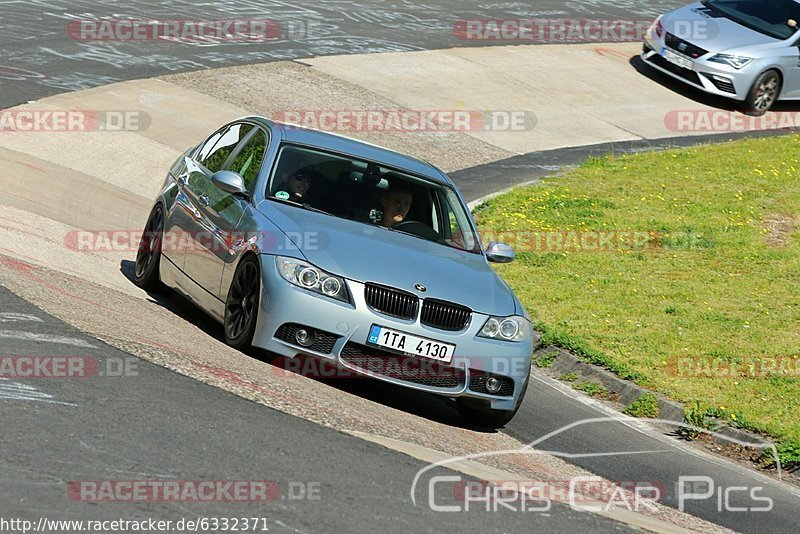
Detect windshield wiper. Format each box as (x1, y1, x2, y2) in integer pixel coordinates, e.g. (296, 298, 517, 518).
(268, 196, 334, 217)
(385, 226, 423, 241)
(300, 203, 335, 217)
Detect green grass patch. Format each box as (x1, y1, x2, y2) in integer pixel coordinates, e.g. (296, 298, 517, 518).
(624, 393, 660, 418)
(476, 135, 800, 466)
(573, 381, 609, 398)
(772, 442, 800, 469)
(533, 350, 556, 368)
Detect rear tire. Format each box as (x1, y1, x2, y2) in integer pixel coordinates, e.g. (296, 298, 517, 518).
(744, 70, 781, 115)
(224, 256, 261, 350)
(134, 204, 165, 291)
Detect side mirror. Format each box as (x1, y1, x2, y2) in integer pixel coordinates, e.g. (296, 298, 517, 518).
(486, 242, 515, 263)
(211, 171, 248, 198)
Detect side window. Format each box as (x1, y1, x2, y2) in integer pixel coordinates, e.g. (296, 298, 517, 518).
(229, 128, 267, 192)
(430, 197, 440, 233)
(195, 130, 224, 163)
(199, 123, 254, 174)
(437, 192, 466, 248)
(448, 212, 460, 238)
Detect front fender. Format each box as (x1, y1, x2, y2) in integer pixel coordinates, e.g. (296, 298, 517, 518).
(219, 204, 306, 304)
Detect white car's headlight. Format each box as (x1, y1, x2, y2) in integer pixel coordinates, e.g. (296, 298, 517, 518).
(478, 316, 528, 342)
(276, 257, 350, 303)
(647, 15, 664, 39)
(708, 53, 754, 70)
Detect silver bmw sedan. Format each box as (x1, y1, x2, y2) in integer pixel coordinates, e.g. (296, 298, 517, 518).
(134, 117, 532, 427)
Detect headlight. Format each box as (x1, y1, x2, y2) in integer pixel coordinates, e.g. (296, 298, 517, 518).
(276, 257, 350, 303)
(708, 54, 754, 70)
(478, 316, 528, 342)
(649, 15, 664, 38)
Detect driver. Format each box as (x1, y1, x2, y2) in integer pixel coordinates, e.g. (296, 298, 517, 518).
(381, 179, 413, 227)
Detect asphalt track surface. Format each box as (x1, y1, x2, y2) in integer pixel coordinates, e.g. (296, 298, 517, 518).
(2, 0, 800, 532)
(0, 0, 683, 109)
(0, 285, 631, 533)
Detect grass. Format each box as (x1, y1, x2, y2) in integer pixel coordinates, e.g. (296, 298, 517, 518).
(475, 135, 800, 467)
(533, 350, 556, 368)
(624, 393, 660, 419)
(573, 381, 609, 398)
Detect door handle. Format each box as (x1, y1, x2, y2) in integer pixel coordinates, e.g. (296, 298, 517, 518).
(199, 194, 209, 207)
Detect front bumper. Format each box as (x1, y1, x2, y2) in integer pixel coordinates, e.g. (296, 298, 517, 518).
(252, 255, 533, 411)
(641, 35, 758, 102)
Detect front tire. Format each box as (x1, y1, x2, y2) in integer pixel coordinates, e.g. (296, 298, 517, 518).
(456, 376, 529, 429)
(134, 204, 165, 291)
(745, 70, 781, 115)
(224, 255, 261, 350)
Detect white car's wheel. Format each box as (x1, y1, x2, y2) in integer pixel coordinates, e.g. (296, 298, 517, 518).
(745, 70, 781, 115)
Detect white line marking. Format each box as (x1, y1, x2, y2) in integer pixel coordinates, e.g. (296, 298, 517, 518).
(0, 378, 76, 406)
(529, 371, 800, 496)
(0, 330, 96, 348)
(0, 313, 43, 323)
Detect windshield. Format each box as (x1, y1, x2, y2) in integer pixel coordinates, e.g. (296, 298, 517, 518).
(704, 0, 800, 39)
(266, 144, 481, 254)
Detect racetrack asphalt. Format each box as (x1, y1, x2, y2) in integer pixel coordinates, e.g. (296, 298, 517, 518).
(0, 284, 634, 533)
(0, 0, 683, 109)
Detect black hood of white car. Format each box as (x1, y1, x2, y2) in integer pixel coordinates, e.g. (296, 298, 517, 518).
(260, 201, 518, 316)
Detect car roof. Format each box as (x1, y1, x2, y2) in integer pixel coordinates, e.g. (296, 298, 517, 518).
(240, 116, 452, 185)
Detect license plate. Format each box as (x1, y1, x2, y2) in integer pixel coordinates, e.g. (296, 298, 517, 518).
(368, 325, 455, 364)
(661, 48, 694, 70)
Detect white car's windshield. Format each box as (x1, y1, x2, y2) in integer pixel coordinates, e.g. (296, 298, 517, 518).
(267, 144, 481, 254)
(704, 0, 800, 39)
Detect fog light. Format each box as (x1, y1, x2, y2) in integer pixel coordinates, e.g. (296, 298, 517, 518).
(295, 328, 315, 347)
(486, 376, 502, 394)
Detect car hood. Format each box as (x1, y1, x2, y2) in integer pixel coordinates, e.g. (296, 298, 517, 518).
(664, 3, 780, 53)
(258, 201, 517, 316)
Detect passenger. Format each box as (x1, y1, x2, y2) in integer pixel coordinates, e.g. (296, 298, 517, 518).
(381, 180, 413, 227)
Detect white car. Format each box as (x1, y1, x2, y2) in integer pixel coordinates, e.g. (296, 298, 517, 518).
(642, 0, 800, 113)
